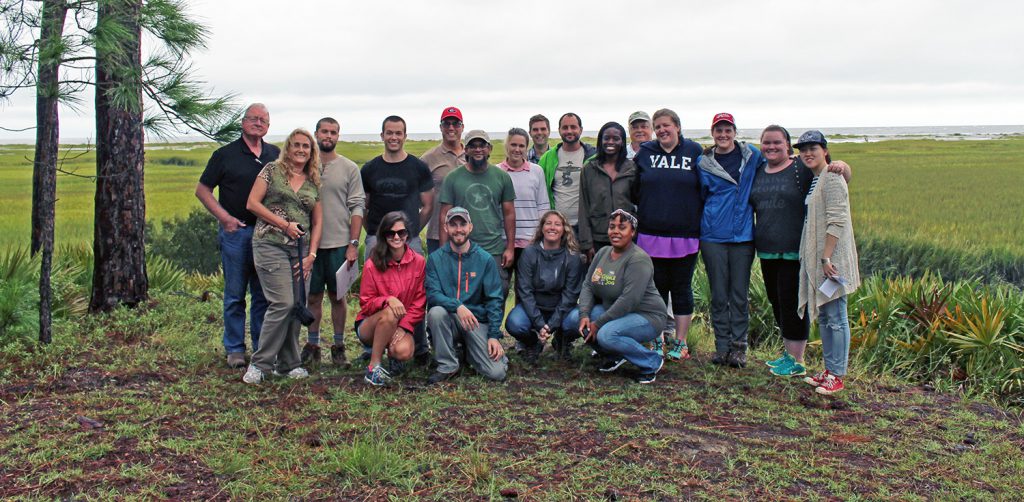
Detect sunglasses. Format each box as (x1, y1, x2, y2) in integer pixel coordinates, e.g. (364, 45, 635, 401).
(385, 229, 409, 239)
(441, 120, 463, 129)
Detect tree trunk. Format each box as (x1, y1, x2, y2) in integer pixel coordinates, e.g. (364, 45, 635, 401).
(90, 0, 147, 312)
(32, 0, 69, 343)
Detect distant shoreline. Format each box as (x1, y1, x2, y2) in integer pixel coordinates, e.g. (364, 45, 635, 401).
(2, 124, 1022, 146)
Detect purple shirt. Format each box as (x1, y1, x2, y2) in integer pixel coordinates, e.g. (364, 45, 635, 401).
(637, 233, 699, 259)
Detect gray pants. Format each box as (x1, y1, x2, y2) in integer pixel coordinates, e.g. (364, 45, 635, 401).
(251, 240, 302, 373)
(700, 241, 755, 354)
(427, 306, 507, 381)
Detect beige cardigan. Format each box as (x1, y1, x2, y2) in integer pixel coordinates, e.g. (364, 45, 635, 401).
(798, 172, 860, 320)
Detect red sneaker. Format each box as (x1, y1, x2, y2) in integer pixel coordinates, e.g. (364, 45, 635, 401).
(803, 369, 828, 387)
(815, 374, 845, 395)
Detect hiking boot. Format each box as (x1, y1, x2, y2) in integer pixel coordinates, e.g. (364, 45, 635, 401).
(815, 373, 845, 395)
(766, 352, 791, 368)
(226, 352, 246, 369)
(804, 369, 829, 387)
(414, 351, 433, 368)
(330, 345, 350, 367)
(522, 343, 542, 366)
(770, 358, 807, 377)
(599, 357, 627, 373)
(711, 352, 729, 366)
(426, 369, 458, 385)
(300, 343, 321, 367)
(364, 364, 392, 386)
(635, 357, 665, 384)
(242, 364, 264, 384)
(727, 350, 747, 368)
(666, 339, 690, 361)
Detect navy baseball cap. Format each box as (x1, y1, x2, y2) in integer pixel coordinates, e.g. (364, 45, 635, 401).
(793, 130, 828, 149)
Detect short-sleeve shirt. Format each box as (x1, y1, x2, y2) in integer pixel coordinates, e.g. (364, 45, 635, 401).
(252, 162, 320, 247)
(439, 165, 516, 256)
(749, 158, 815, 258)
(198, 137, 281, 226)
(553, 148, 586, 225)
(420, 143, 466, 241)
(360, 154, 433, 236)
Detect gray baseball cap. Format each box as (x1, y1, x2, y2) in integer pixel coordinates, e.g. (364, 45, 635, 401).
(445, 206, 472, 224)
(628, 111, 651, 124)
(463, 129, 491, 145)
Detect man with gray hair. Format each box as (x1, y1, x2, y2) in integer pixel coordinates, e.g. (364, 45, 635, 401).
(196, 103, 280, 368)
(627, 110, 653, 160)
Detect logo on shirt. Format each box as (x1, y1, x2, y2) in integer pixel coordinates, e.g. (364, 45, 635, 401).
(465, 183, 495, 211)
(376, 177, 410, 198)
(591, 267, 616, 286)
(647, 155, 692, 170)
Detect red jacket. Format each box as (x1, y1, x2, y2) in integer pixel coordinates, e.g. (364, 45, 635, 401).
(357, 246, 426, 334)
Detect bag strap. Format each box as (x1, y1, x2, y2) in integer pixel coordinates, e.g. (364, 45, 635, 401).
(295, 235, 308, 305)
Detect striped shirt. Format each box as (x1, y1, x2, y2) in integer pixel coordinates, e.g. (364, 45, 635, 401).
(498, 160, 551, 247)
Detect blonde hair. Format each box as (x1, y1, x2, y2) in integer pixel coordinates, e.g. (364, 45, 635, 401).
(277, 128, 321, 187)
(531, 210, 579, 253)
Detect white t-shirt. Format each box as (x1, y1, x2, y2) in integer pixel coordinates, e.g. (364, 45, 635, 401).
(552, 147, 586, 225)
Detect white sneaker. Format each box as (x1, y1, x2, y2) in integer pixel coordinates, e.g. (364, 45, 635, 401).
(242, 364, 264, 384)
(284, 367, 309, 379)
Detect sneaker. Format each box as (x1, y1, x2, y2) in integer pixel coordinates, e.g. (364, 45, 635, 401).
(364, 364, 392, 386)
(300, 343, 321, 367)
(635, 357, 665, 384)
(766, 352, 791, 368)
(599, 357, 627, 373)
(711, 352, 729, 366)
(815, 373, 845, 395)
(770, 358, 807, 377)
(426, 369, 458, 385)
(226, 352, 246, 369)
(284, 367, 309, 379)
(242, 364, 263, 384)
(726, 350, 747, 368)
(650, 338, 664, 355)
(666, 339, 690, 361)
(804, 369, 829, 387)
(330, 345, 349, 367)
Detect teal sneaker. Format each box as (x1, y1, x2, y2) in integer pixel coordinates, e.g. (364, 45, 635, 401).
(650, 339, 664, 355)
(770, 358, 807, 377)
(766, 352, 792, 368)
(666, 339, 690, 360)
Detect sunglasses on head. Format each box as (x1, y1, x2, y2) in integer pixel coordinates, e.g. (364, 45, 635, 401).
(385, 228, 409, 239)
(609, 208, 638, 228)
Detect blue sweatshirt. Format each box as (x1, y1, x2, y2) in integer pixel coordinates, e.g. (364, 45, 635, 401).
(633, 137, 704, 238)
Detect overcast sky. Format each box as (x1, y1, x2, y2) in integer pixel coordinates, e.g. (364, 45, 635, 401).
(2, 0, 1022, 141)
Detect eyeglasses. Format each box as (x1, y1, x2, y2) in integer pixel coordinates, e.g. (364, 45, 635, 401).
(244, 116, 269, 125)
(609, 208, 638, 228)
(466, 142, 489, 150)
(441, 120, 463, 129)
(384, 229, 409, 239)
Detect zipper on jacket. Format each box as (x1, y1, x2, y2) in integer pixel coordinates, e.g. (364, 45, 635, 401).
(456, 252, 462, 301)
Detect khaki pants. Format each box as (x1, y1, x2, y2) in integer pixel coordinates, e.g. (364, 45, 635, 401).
(251, 240, 302, 373)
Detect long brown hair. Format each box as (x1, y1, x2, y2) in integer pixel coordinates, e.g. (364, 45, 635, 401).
(370, 211, 411, 272)
(531, 210, 579, 253)
(276, 128, 321, 187)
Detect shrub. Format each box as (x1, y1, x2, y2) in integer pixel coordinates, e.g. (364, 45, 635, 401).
(147, 208, 221, 274)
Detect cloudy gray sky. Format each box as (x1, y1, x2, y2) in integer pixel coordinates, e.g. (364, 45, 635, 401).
(2, 0, 1022, 141)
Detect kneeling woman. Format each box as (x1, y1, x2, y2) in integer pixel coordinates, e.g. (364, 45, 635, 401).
(795, 131, 860, 395)
(244, 128, 322, 384)
(504, 210, 585, 363)
(356, 211, 427, 386)
(578, 209, 668, 383)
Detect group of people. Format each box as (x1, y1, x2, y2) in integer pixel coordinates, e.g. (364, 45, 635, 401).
(196, 103, 860, 394)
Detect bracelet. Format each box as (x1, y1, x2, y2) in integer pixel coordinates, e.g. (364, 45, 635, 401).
(310, 252, 317, 258)
(821, 257, 832, 265)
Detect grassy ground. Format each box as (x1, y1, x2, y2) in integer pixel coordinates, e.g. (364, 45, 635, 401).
(1, 295, 1022, 500)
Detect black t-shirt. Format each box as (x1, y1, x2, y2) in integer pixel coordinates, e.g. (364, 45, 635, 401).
(360, 154, 433, 235)
(717, 146, 743, 182)
(749, 158, 814, 254)
(198, 137, 281, 226)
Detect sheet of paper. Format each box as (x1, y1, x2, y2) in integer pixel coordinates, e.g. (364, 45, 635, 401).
(335, 260, 360, 300)
(818, 277, 847, 297)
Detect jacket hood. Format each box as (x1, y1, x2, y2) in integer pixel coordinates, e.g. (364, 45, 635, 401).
(697, 141, 756, 183)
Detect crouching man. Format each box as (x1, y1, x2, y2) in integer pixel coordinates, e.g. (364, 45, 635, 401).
(425, 207, 508, 384)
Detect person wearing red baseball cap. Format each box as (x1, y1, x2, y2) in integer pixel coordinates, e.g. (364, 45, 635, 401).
(696, 112, 764, 368)
(421, 107, 467, 255)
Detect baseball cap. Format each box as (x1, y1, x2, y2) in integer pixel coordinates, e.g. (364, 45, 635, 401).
(628, 111, 651, 124)
(445, 206, 472, 224)
(440, 106, 463, 122)
(793, 130, 828, 149)
(711, 112, 735, 128)
(463, 129, 491, 145)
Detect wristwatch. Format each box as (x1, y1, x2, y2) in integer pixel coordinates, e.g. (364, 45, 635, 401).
(349, 239, 360, 246)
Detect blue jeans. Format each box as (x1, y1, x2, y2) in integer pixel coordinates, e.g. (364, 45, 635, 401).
(504, 304, 580, 345)
(818, 296, 851, 376)
(219, 226, 267, 354)
(590, 305, 661, 372)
